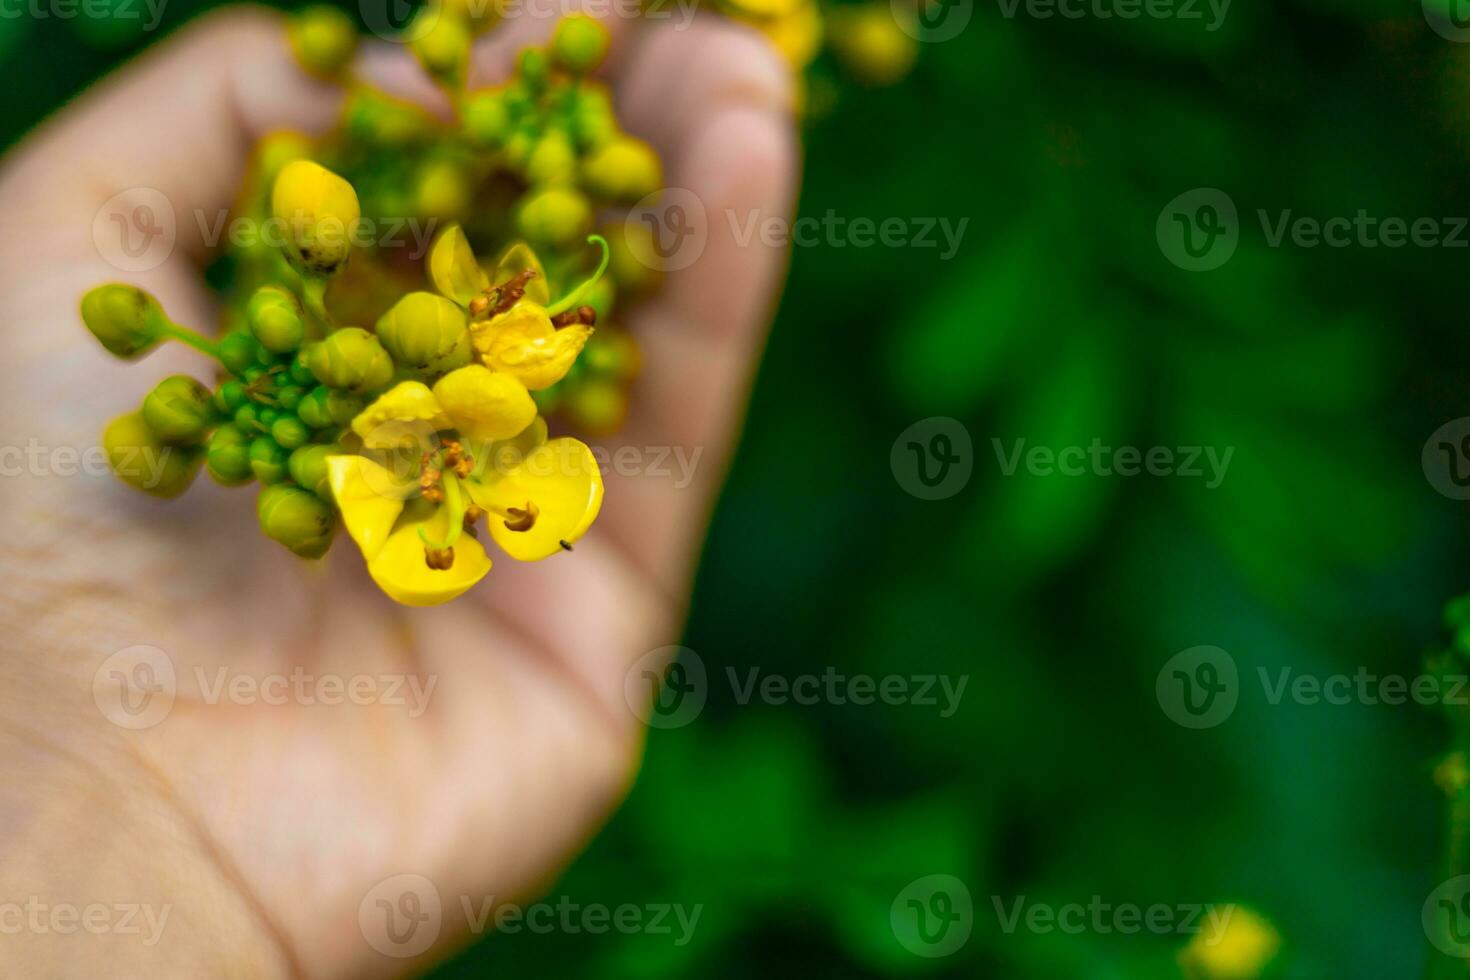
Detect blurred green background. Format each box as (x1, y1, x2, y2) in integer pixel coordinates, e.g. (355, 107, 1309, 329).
(8, 0, 1470, 975)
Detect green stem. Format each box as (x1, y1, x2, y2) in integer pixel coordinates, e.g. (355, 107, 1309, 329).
(417, 472, 467, 551)
(159, 322, 223, 361)
(300, 277, 334, 333)
(546, 235, 611, 317)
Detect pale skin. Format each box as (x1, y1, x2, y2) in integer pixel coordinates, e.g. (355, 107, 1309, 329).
(0, 8, 795, 977)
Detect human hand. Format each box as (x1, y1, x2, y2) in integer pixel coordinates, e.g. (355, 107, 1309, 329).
(0, 7, 794, 977)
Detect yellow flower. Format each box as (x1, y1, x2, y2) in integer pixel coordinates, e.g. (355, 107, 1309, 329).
(1178, 906, 1280, 980)
(328, 375, 601, 606)
(426, 224, 606, 391)
(271, 160, 361, 276)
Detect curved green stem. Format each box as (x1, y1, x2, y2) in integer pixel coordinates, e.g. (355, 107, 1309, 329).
(300, 276, 334, 333)
(158, 321, 222, 361)
(546, 235, 611, 317)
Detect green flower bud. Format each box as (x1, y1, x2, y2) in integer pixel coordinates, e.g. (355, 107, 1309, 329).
(581, 136, 662, 203)
(80, 284, 164, 359)
(526, 131, 577, 185)
(220, 330, 263, 376)
(271, 416, 310, 450)
(297, 388, 331, 429)
(326, 389, 365, 425)
(287, 6, 358, 79)
(246, 285, 306, 353)
(289, 352, 316, 386)
(345, 90, 433, 147)
(564, 377, 628, 436)
(242, 364, 269, 386)
(410, 9, 471, 87)
(306, 327, 394, 392)
(141, 375, 215, 445)
(249, 437, 290, 484)
(464, 90, 512, 149)
(519, 48, 549, 89)
(517, 187, 592, 246)
(415, 160, 470, 219)
(103, 411, 202, 498)
(257, 485, 337, 560)
(277, 385, 306, 413)
(235, 403, 263, 433)
(288, 443, 340, 498)
(260, 408, 282, 427)
(376, 293, 472, 374)
(205, 423, 255, 486)
(213, 380, 248, 415)
(551, 14, 610, 74)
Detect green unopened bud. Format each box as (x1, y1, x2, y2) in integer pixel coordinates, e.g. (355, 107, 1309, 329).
(289, 352, 317, 387)
(271, 416, 311, 450)
(142, 375, 215, 444)
(103, 411, 202, 498)
(376, 293, 472, 374)
(250, 437, 290, 484)
(277, 385, 306, 413)
(306, 328, 394, 392)
(564, 377, 628, 436)
(606, 220, 663, 294)
(272, 160, 362, 277)
(80, 284, 164, 359)
(517, 186, 592, 246)
(573, 91, 616, 151)
(219, 330, 263, 376)
(345, 89, 434, 146)
(257, 485, 337, 559)
(551, 14, 610, 74)
(288, 443, 340, 498)
(526, 131, 577, 185)
(581, 136, 662, 203)
(205, 423, 255, 486)
(518, 48, 549, 88)
(246, 286, 307, 353)
(287, 6, 358, 79)
(213, 380, 248, 415)
(415, 160, 470, 219)
(464, 90, 512, 148)
(410, 9, 471, 87)
(298, 386, 364, 428)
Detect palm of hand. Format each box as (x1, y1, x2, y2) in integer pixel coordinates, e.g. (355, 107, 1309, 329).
(0, 10, 793, 978)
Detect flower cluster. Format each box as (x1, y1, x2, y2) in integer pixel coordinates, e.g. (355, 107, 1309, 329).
(78, 9, 664, 606)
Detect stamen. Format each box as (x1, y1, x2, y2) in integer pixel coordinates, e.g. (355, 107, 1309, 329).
(425, 547, 455, 570)
(504, 500, 540, 533)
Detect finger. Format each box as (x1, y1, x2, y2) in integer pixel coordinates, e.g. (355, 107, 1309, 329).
(601, 20, 798, 594)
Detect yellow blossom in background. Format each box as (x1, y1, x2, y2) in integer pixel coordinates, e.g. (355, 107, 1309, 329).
(1179, 906, 1281, 980)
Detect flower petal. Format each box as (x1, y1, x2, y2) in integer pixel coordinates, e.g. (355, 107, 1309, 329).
(327, 455, 412, 561)
(470, 303, 592, 391)
(432, 365, 537, 443)
(351, 381, 450, 449)
(429, 223, 490, 308)
(494, 242, 551, 306)
(367, 507, 493, 606)
(469, 437, 604, 561)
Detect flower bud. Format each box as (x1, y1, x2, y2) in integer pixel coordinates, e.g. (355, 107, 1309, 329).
(518, 48, 549, 89)
(250, 437, 291, 485)
(415, 160, 470, 220)
(581, 136, 662, 203)
(606, 221, 663, 295)
(410, 9, 471, 87)
(526, 131, 577, 185)
(306, 328, 395, 392)
(142, 375, 216, 445)
(271, 160, 361, 276)
(376, 293, 473, 374)
(271, 416, 311, 450)
(829, 5, 917, 87)
(517, 187, 592, 246)
(220, 330, 264, 376)
(80, 284, 163, 359)
(287, 6, 358, 79)
(551, 14, 610, 74)
(464, 90, 512, 149)
(205, 423, 255, 486)
(103, 411, 202, 498)
(573, 90, 616, 151)
(564, 377, 628, 437)
(288, 443, 340, 498)
(246, 285, 307, 353)
(345, 89, 434, 146)
(258, 485, 337, 560)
